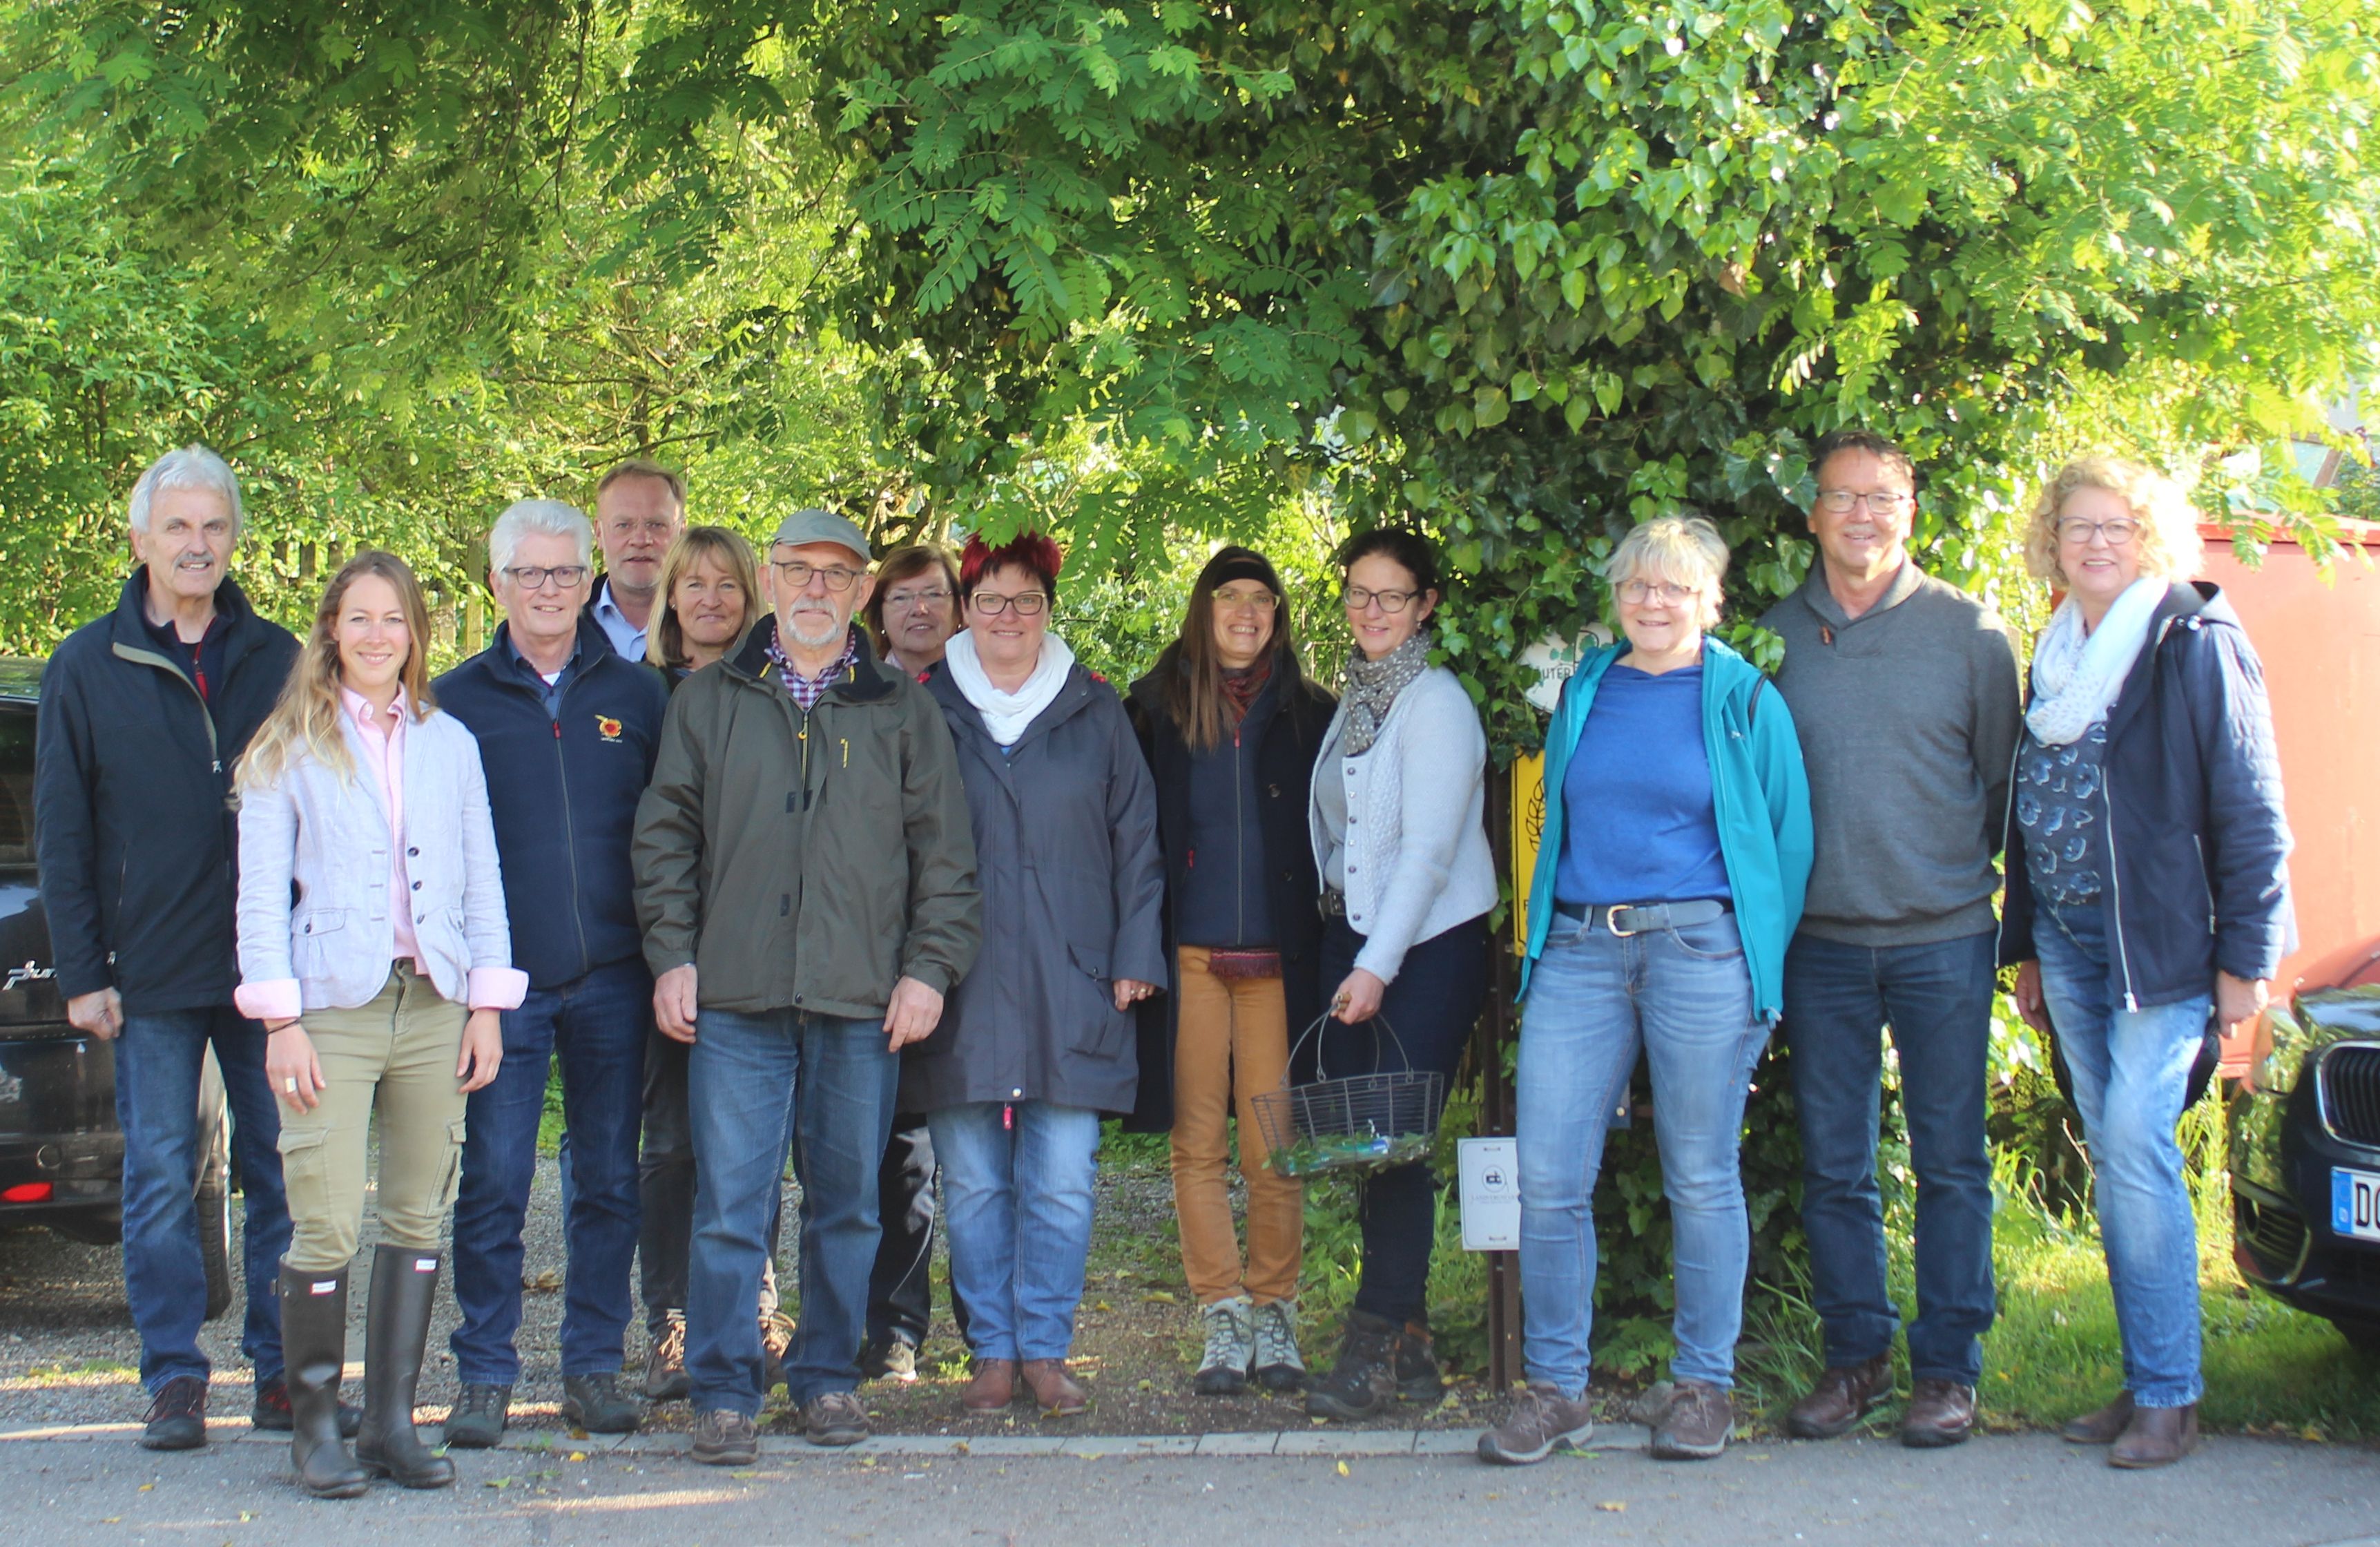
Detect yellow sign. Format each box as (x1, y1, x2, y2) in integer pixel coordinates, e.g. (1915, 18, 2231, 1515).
(1511, 752, 1545, 950)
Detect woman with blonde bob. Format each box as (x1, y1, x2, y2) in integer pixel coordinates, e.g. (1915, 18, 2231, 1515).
(235, 552, 525, 1498)
(1480, 515, 1812, 1467)
(645, 526, 762, 680)
(2002, 458, 2291, 1468)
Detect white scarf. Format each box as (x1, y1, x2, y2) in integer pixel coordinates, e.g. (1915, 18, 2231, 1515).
(944, 628, 1076, 746)
(2025, 578, 2165, 747)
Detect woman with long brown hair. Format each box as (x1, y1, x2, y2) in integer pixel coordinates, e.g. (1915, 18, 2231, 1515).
(644, 526, 763, 680)
(1125, 546, 1336, 1397)
(234, 551, 523, 1498)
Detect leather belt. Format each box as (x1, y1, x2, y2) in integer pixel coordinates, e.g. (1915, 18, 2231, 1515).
(1319, 888, 1348, 920)
(1553, 899, 1728, 936)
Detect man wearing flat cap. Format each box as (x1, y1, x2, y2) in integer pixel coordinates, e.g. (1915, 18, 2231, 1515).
(632, 509, 981, 1459)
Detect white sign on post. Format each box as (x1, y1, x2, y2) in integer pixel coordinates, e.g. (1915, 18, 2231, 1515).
(1458, 1136, 1521, 1252)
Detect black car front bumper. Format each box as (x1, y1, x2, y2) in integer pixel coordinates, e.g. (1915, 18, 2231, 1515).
(2231, 992, 2380, 1332)
(0, 1031, 122, 1238)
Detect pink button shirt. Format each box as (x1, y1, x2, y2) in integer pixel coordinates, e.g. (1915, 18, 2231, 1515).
(343, 686, 423, 972)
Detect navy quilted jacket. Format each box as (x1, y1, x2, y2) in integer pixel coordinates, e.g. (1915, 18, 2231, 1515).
(2001, 582, 2294, 1008)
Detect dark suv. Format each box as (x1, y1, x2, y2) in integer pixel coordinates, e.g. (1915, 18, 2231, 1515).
(0, 658, 230, 1318)
(2229, 937, 2380, 1352)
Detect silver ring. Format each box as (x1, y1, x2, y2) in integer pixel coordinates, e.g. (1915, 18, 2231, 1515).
(283, 1077, 298, 1094)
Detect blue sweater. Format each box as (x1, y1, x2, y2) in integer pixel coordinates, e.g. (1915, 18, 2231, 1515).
(1554, 664, 1732, 906)
(433, 616, 669, 989)
(1520, 637, 1814, 1021)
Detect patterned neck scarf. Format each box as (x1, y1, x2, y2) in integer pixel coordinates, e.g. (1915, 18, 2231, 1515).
(1339, 631, 1428, 756)
(1221, 655, 1273, 728)
(766, 623, 858, 713)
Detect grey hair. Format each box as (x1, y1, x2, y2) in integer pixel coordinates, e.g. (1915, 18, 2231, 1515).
(489, 499, 594, 576)
(128, 445, 242, 540)
(1606, 515, 1731, 631)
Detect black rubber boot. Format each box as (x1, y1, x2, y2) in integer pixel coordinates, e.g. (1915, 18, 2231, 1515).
(278, 1262, 369, 1499)
(354, 1245, 456, 1489)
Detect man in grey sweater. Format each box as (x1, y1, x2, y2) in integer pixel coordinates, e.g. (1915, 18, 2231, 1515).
(1761, 429, 2022, 1450)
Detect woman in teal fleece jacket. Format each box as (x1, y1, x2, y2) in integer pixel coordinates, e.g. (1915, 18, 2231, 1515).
(1480, 516, 1812, 1469)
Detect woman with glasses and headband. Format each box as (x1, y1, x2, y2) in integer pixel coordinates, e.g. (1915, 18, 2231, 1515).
(1302, 529, 1496, 1421)
(1124, 546, 1337, 1398)
(2002, 458, 2291, 1469)
(1478, 516, 1812, 1466)
(906, 532, 1165, 1418)
(234, 552, 523, 1497)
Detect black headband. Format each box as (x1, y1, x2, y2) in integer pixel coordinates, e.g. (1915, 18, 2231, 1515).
(1203, 554, 1277, 592)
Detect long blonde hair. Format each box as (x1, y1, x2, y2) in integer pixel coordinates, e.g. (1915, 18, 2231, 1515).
(646, 526, 762, 671)
(240, 552, 436, 789)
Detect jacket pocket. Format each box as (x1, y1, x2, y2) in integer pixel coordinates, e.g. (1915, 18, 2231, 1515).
(293, 908, 352, 973)
(1067, 941, 1111, 982)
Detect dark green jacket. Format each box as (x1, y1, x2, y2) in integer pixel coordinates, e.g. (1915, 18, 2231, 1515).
(631, 619, 980, 1018)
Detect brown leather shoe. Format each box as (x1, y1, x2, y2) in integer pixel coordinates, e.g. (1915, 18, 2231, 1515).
(1019, 1358, 1089, 1417)
(1899, 1378, 1977, 1448)
(1786, 1353, 1893, 1439)
(2109, 1403, 2198, 1468)
(2062, 1392, 2135, 1445)
(962, 1358, 1018, 1412)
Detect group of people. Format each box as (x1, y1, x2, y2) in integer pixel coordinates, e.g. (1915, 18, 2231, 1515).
(30, 426, 2290, 1498)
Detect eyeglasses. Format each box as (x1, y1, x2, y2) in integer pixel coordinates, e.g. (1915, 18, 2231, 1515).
(771, 559, 865, 591)
(1815, 488, 1914, 515)
(1342, 584, 1421, 615)
(883, 586, 952, 609)
(2056, 517, 2140, 547)
(969, 590, 1049, 617)
(503, 564, 590, 590)
(1211, 586, 1281, 613)
(1616, 579, 1698, 605)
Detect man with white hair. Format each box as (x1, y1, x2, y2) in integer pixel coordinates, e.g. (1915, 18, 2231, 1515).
(33, 445, 309, 1450)
(433, 499, 670, 1445)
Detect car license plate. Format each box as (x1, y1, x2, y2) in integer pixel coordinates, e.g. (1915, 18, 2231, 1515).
(2333, 1168, 2380, 1243)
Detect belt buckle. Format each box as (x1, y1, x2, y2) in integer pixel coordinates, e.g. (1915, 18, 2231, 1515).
(1604, 905, 1641, 939)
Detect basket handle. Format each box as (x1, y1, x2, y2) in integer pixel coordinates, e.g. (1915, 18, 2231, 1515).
(1284, 1009, 1418, 1085)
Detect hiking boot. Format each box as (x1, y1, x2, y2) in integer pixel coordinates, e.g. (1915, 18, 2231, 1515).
(140, 1374, 208, 1452)
(641, 1312, 690, 1402)
(1304, 1309, 1400, 1421)
(561, 1372, 642, 1434)
(2063, 1391, 2135, 1445)
(1786, 1352, 1893, 1439)
(1252, 1298, 1307, 1392)
(2109, 1403, 2198, 1469)
(352, 1246, 455, 1490)
(275, 1264, 367, 1499)
(1395, 1320, 1444, 1401)
(1477, 1383, 1597, 1465)
(1649, 1379, 1734, 1461)
(689, 1407, 759, 1466)
(1021, 1358, 1089, 1417)
(1899, 1378, 1977, 1449)
(441, 1382, 511, 1449)
(801, 1390, 871, 1447)
(860, 1334, 920, 1384)
(253, 1374, 364, 1440)
(1193, 1296, 1254, 1395)
(962, 1357, 1018, 1412)
(759, 1309, 797, 1394)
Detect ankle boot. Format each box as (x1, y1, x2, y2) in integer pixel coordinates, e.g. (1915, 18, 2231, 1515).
(278, 1262, 369, 1499)
(354, 1245, 456, 1489)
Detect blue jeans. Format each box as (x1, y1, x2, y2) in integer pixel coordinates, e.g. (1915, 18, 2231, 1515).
(2033, 902, 2209, 1408)
(687, 1008, 898, 1413)
(1784, 930, 1997, 1385)
(114, 1006, 289, 1392)
(450, 959, 650, 1383)
(929, 1101, 1101, 1362)
(1518, 912, 1767, 1394)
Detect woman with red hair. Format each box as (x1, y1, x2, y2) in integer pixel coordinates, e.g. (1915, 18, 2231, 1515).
(901, 532, 1166, 1417)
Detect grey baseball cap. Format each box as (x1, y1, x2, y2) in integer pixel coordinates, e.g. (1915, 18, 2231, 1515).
(767, 507, 872, 563)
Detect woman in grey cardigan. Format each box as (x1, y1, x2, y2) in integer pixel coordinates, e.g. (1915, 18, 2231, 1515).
(904, 532, 1166, 1419)
(1304, 529, 1496, 1421)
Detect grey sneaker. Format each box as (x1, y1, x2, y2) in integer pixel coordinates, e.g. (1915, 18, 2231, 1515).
(561, 1371, 641, 1434)
(1252, 1298, 1306, 1392)
(1194, 1295, 1255, 1395)
(689, 1406, 758, 1466)
(1650, 1378, 1733, 1461)
(1478, 1383, 1597, 1465)
(642, 1312, 690, 1401)
(801, 1390, 870, 1448)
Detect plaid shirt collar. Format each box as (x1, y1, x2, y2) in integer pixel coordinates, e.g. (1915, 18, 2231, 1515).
(766, 624, 858, 712)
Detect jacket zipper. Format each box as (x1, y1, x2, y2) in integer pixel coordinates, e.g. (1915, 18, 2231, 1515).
(1233, 723, 1246, 945)
(2100, 614, 2178, 1012)
(551, 709, 592, 980)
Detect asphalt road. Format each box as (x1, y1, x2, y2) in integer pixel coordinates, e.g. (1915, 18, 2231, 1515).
(1, 1428, 2376, 1547)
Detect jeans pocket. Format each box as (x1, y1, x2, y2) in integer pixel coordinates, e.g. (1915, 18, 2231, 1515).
(434, 1117, 469, 1216)
(1665, 914, 1744, 962)
(275, 1124, 332, 1222)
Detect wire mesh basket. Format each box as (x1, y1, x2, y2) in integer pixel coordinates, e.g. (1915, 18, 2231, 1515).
(1252, 1012, 1444, 1178)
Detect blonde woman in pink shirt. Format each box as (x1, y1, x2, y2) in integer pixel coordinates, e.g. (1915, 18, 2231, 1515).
(234, 552, 524, 1499)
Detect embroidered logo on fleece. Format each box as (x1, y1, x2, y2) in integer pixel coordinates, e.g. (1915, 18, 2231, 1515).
(594, 715, 623, 741)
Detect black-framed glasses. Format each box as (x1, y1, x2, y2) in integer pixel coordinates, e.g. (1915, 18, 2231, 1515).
(1815, 488, 1914, 515)
(1342, 584, 1420, 614)
(771, 559, 865, 591)
(503, 564, 591, 590)
(2056, 517, 2140, 547)
(1211, 586, 1283, 613)
(969, 590, 1049, 617)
